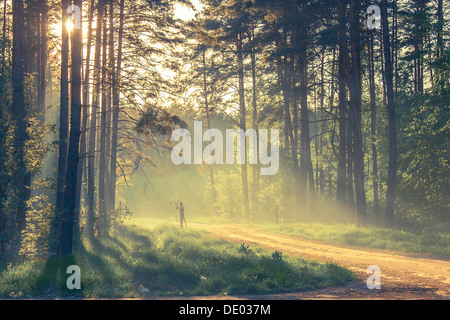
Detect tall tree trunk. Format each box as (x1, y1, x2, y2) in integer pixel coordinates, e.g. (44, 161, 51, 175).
(349, 0, 366, 227)
(275, 37, 293, 209)
(87, 0, 103, 238)
(336, 0, 347, 206)
(281, 57, 296, 178)
(280, 53, 298, 205)
(437, 0, 444, 58)
(105, 0, 114, 216)
(368, 32, 379, 218)
(250, 27, 259, 207)
(414, 1, 425, 94)
(327, 47, 337, 199)
(22, 0, 32, 225)
(109, 0, 124, 216)
(289, 58, 300, 199)
(318, 50, 325, 194)
(236, 32, 250, 219)
(37, 0, 47, 123)
(0, 0, 7, 255)
(346, 120, 354, 209)
(382, 0, 397, 228)
(202, 49, 217, 204)
(1, 0, 6, 63)
(393, 1, 398, 103)
(75, 0, 94, 223)
(59, 0, 83, 256)
(12, 0, 28, 233)
(56, 0, 70, 232)
(98, 2, 108, 235)
(435, 0, 444, 89)
(299, 44, 314, 195)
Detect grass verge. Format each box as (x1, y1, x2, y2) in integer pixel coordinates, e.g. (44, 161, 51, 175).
(0, 222, 354, 298)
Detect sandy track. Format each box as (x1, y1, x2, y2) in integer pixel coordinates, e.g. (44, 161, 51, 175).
(189, 224, 450, 300)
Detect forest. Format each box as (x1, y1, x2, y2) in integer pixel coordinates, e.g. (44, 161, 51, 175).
(0, 0, 448, 300)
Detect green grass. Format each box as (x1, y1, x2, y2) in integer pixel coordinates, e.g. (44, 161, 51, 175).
(0, 222, 354, 298)
(255, 222, 450, 257)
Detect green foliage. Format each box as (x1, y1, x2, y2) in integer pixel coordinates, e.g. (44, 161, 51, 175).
(396, 76, 449, 225)
(19, 194, 56, 258)
(213, 170, 243, 218)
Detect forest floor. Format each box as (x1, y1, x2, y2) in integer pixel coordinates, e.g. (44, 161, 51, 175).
(179, 224, 450, 300)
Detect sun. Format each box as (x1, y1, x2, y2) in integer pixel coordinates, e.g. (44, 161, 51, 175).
(66, 20, 74, 32)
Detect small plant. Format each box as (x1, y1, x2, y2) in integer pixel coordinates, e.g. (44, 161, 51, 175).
(238, 243, 252, 254)
(272, 251, 283, 261)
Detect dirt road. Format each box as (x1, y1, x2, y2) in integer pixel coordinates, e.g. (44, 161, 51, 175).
(191, 224, 450, 300)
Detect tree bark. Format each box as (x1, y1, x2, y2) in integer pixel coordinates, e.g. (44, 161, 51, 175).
(299, 43, 314, 195)
(336, 0, 347, 206)
(437, 0, 444, 58)
(12, 0, 28, 233)
(37, 0, 47, 123)
(105, 0, 114, 217)
(109, 0, 125, 216)
(98, 2, 109, 235)
(236, 32, 250, 219)
(349, 0, 366, 226)
(75, 0, 95, 222)
(202, 49, 217, 204)
(1, 0, 6, 63)
(87, 0, 103, 238)
(381, 0, 397, 228)
(250, 26, 259, 206)
(318, 50, 325, 194)
(59, 0, 83, 256)
(56, 0, 70, 231)
(368, 32, 379, 217)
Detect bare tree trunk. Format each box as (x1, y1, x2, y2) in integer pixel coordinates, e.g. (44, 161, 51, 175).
(318, 50, 325, 194)
(87, 0, 103, 238)
(37, 0, 47, 123)
(349, 0, 366, 227)
(299, 45, 314, 195)
(109, 0, 125, 216)
(250, 27, 259, 207)
(12, 0, 28, 233)
(381, 0, 397, 228)
(56, 0, 70, 232)
(368, 32, 379, 218)
(290, 59, 300, 199)
(437, 0, 444, 58)
(202, 49, 217, 204)
(435, 0, 444, 88)
(98, 2, 108, 235)
(59, 0, 83, 256)
(236, 32, 250, 219)
(104, 0, 114, 218)
(275, 37, 293, 209)
(336, 0, 347, 206)
(393, 1, 398, 97)
(75, 0, 94, 223)
(346, 120, 353, 210)
(414, 1, 425, 94)
(327, 47, 337, 199)
(281, 58, 296, 176)
(1, 0, 6, 63)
